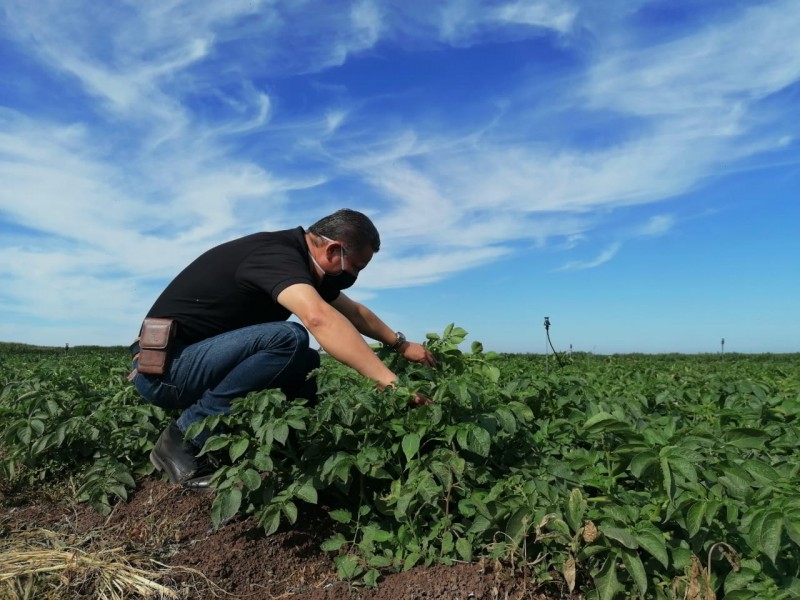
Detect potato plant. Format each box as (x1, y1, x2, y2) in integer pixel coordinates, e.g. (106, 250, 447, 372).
(2, 334, 800, 598)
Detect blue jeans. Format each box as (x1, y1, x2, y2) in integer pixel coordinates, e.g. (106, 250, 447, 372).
(133, 321, 319, 448)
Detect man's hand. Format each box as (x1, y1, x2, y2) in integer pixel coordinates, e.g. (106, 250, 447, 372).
(379, 383, 431, 407)
(410, 392, 432, 407)
(400, 342, 437, 368)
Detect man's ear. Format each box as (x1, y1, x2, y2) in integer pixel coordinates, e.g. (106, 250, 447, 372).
(325, 240, 342, 260)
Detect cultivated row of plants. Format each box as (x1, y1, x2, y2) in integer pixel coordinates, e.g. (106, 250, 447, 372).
(1, 333, 799, 598)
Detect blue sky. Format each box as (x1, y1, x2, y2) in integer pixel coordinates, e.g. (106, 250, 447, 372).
(1, 0, 798, 354)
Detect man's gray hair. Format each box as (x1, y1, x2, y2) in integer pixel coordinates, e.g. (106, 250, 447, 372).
(308, 209, 381, 253)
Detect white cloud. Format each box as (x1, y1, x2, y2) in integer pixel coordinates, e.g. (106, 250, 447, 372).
(2, 0, 799, 345)
(556, 242, 621, 271)
(636, 215, 675, 238)
(586, 2, 800, 118)
(435, 0, 577, 44)
(493, 1, 577, 32)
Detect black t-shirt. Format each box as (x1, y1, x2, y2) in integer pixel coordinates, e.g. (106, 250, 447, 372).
(145, 227, 336, 344)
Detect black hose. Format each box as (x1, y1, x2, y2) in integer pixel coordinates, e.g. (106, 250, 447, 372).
(544, 317, 565, 367)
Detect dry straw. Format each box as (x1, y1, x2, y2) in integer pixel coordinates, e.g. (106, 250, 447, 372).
(0, 527, 220, 599)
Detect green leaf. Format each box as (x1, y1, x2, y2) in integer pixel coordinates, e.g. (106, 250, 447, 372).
(566, 488, 587, 533)
(199, 435, 230, 456)
(259, 507, 281, 536)
(507, 401, 533, 422)
(114, 469, 136, 488)
(785, 517, 800, 548)
(252, 451, 273, 472)
(583, 412, 617, 433)
(482, 365, 501, 383)
(630, 451, 657, 478)
(329, 509, 352, 524)
(368, 555, 393, 568)
(335, 554, 363, 580)
(600, 526, 638, 549)
(634, 526, 668, 568)
(759, 511, 783, 564)
(429, 461, 453, 489)
(373, 529, 393, 544)
(108, 484, 128, 501)
(402, 433, 421, 462)
(18, 426, 31, 445)
(295, 481, 318, 504)
(211, 487, 242, 529)
(450, 327, 468, 343)
(395, 494, 413, 520)
(725, 568, 757, 594)
(506, 507, 531, 544)
(494, 407, 517, 434)
(229, 438, 250, 462)
(742, 459, 780, 485)
(704, 500, 722, 526)
(686, 501, 707, 537)
(466, 426, 491, 458)
(667, 456, 697, 482)
(273, 422, 289, 445)
(404, 551, 422, 571)
(441, 531, 454, 555)
(363, 568, 380, 587)
(671, 546, 693, 570)
(592, 555, 622, 600)
(286, 418, 306, 431)
(240, 468, 262, 491)
(282, 501, 298, 524)
(724, 428, 770, 449)
(455, 426, 470, 453)
(456, 538, 472, 562)
(660, 457, 673, 499)
(321, 533, 347, 552)
(620, 547, 648, 597)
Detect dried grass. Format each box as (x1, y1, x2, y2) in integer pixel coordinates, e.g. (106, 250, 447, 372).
(0, 527, 222, 599)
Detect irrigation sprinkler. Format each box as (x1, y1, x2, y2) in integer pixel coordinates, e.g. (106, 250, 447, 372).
(544, 317, 550, 373)
(543, 317, 565, 373)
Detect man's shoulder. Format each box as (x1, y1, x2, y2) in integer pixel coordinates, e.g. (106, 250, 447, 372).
(230, 226, 305, 246)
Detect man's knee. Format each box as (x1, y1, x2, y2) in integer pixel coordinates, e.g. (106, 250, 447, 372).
(283, 321, 310, 351)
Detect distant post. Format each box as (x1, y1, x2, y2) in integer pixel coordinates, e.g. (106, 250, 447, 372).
(544, 317, 550, 374)
(721, 338, 725, 354)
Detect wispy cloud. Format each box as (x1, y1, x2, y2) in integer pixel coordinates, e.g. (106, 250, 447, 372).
(556, 242, 622, 271)
(1, 0, 799, 344)
(635, 215, 675, 238)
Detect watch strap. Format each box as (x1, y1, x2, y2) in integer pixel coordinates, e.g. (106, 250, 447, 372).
(389, 331, 406, 351)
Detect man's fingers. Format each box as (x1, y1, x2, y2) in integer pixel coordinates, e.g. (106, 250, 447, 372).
(410, 393, 432, 407)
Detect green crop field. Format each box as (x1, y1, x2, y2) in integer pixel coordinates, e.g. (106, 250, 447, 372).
(1, 326, 799, 599)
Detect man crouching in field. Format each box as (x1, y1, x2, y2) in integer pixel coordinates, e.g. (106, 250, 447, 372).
(129, 208, 434, 486)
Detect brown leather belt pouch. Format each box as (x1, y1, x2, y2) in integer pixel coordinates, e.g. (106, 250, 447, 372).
(137, 318, 177, 375)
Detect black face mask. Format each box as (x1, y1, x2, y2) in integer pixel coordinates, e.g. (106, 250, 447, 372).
(309, 245, 357, 293)
(320, 269, 357, 293)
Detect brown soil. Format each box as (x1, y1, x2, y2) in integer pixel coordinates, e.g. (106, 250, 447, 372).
(1, 477, 576, 599)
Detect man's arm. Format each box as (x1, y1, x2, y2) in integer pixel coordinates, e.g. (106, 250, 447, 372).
(331, 293, 436, 367)
(277, 283, 397, 388)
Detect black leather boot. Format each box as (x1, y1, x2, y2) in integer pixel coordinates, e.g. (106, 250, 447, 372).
(150, 421, 199, 484)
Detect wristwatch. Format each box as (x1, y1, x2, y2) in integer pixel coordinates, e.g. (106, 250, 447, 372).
(388, 331, 406, 351)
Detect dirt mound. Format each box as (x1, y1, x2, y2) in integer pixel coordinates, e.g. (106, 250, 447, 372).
(2, 478, 569, 599)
